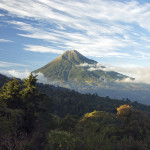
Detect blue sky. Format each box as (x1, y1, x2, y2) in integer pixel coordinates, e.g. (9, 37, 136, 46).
(0, 0, 150, 83)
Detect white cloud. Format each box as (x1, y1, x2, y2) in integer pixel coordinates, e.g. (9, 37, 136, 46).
(7, 21, 59, 41)
(0, 39, 13, 42)
(33, 72, 50, 84)
(78, 63, 106, 70)
(78, 63, 96, 67)
(0, 61, 28, 67)
(7, 21, 134, 57)
(0, 69, 30, 79)
(116, 66, 150, 84)
(1, 0, 150, 59)
(8, 21, 136, 57)
(0, 14, 4, 16)
(134, 51, 150, 59)
(1, 0, 150, 31)
(24, 45, 64, 54)
(0, 69, 50, 84)
(79, 62, 150, 84)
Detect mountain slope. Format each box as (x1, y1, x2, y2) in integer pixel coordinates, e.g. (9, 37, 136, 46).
(34, 50, 131, 83)
(33, 50, 150, 105)
(0, 73, 10, 87)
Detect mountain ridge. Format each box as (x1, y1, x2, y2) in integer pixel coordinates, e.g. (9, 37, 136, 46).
(34, 50, 131, 83)
(32, 50, 150, 105)
(56, 50, 97, 64)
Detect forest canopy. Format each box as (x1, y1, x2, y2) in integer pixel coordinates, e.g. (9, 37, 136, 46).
(0, 74, 150, 150)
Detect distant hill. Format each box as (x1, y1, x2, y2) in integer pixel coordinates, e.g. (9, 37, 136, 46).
(34, 50, 133, 83)
(33, 50, 150, 105)
(0, 73, 10, 87)
(36, 82, 150, 117)
(0, 72, 150, 115)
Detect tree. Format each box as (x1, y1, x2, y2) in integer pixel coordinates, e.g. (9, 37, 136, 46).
(0, 73, 53, 150)
(0, 78, 22, 109)
(58, 114, 79, 132)
(116, 105, 132, 124)
(19, 73, 44, 134)
(0, 78, 25, 150)
(116, 105, 150, 142)
(45, 130, 76, 150)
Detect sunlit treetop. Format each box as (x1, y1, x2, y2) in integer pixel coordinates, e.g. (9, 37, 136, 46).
(80, 110, 114, 123)
(117, 104, 132, 116)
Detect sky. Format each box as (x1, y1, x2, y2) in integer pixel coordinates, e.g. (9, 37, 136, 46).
(0, 0, 150, 83)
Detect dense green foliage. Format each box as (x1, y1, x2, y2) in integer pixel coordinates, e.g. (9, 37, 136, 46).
(0, 74, 150, 150)
(37, 83, 150, 117)
(46, 106, 150, 150)
(0, 74, 53, 150)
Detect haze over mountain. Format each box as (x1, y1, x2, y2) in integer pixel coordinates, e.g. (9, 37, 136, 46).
(33, 50, 150, 105)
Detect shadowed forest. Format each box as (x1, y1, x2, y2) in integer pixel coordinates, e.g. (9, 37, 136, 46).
(0, 74, 150, 150)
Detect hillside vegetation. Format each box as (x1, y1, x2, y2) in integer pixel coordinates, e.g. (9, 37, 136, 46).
(0, 74, 150, 150)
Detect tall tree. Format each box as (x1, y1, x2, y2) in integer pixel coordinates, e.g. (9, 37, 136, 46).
(0, 78, 22, 109)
